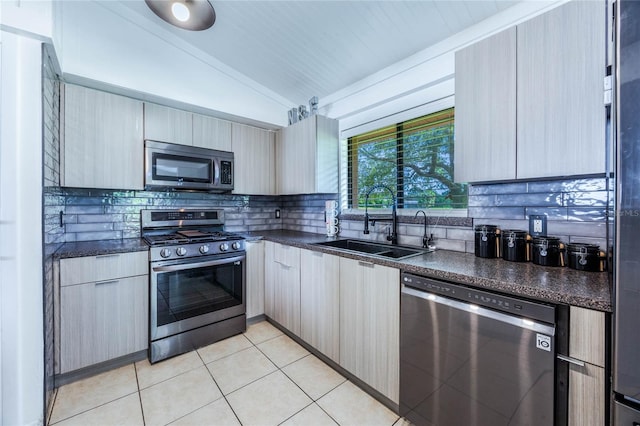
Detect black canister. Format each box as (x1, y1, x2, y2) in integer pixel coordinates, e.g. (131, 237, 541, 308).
(532, 236, 565, 267)
(566, 243, 606, 272)
(474, 225, 500, 258)
(501, 230, 530, 262)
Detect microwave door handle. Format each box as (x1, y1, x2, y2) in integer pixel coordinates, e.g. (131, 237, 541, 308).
(153, 255, 245, 272)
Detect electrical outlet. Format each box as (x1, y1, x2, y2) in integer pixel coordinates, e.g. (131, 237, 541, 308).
(529, 215, 547, 237)
(275, 209, 281, 219)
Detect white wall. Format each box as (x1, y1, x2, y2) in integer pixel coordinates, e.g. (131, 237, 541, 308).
(0, 31, 45, 426)
(54, 1, 292, 127)
(0, 0, 52, 39)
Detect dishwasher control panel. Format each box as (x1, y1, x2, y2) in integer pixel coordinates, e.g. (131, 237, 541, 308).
(401, 272, 556, 324)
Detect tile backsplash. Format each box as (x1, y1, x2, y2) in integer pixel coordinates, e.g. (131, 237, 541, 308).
(45, 177, 610, 254)
(42, 46, 60, 422)
(339, 177, 610, 253)
(44, 188, 337, 244)
(468, 177, 610, 250)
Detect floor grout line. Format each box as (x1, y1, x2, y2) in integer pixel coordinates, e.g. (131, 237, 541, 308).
(49, 321, 404, 426)
(133, 362, 146, 426)
(198, 346, 244, 426)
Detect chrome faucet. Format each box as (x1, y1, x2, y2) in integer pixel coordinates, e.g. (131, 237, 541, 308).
(414, 210, 432, 248)
(363, 184, 397, 245)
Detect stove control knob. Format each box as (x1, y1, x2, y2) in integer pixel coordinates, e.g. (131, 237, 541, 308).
(176, 247, 187, 256)
(160, 248, 172, 258)
(199, 245, 210, 254)
(220, 243, 229, 252)
(232, 242, 241, 250)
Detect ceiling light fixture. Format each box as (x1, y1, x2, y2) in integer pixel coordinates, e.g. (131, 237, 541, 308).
(145, 0, 216, 31)
(171, 3, 190, 22)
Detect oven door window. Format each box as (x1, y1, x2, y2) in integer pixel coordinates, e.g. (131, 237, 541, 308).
(152, 153, 213, 183)
(155, 259, 242, 327)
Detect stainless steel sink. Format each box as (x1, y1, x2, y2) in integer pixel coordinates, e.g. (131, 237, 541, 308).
(313, 239, 427, 260)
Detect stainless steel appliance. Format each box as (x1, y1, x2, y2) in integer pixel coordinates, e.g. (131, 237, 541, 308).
(142, 209, 245, 363)
(145, 140, 234, 192)
(613, 0, 640, 422)
(400, 272, 569, 425)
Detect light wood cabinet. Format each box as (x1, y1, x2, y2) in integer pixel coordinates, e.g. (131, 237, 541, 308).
(60, 251, 148, 287)
(59, 252, 149, 374)
(569, 306, 606, 368)
(277, 115, 339, 195)
(516, 0, 606, 179)
(300, 249, 340, 363)
(568, 362, 606, 426)
(567, 306, 607, 426)
(264, 242, 301, 335)
(454, 27, 516, 183)
(339, 257, 400, 404)
(245, 240, 265, 319)
(62, 84, 144, 190)
(193, 113, 232, 151)
(145, 104, 233, 151)
(454, 1, 605, 183)
(143, 103, 192, 145)
(231, 123, 276, 195)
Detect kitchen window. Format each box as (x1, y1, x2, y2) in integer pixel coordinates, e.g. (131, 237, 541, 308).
(347, 108, 467, 210)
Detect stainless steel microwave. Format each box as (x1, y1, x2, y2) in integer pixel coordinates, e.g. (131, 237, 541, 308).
(145, 140, 234, 192)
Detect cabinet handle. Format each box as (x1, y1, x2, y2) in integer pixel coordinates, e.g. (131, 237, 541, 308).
(312, 251, 324, 257)
(358, 261, 375, 268)
(556, 354, 585, 367)
(95, 254, 120, 259)
(95, 280, 119, 286)
(274, 260, 292, 269)
(245, 240, 262, 244)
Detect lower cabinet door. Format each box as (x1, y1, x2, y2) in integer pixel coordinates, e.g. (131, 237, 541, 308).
(300, 249, 340, 363)
(60, 275, 148, 373)
(245, 240, 265, 319)
(264, 242, 301, 335)
(568, 362, 606, 426)
(339, 257, 400, 403)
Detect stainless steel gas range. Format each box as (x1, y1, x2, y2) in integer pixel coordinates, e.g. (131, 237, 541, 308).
(141, 209, 246, 363)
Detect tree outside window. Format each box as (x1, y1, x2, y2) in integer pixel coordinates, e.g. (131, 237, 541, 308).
(348, 108, 467, 210)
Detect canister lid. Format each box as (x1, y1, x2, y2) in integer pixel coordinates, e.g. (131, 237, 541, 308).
(474, 224, 499, 232)
(533, 236, 561, 246)
(566, 243, 600, 253)
(502, 229, 528, 238)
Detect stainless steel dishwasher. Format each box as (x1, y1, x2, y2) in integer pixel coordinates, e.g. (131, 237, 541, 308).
(400, 272, 569, 426)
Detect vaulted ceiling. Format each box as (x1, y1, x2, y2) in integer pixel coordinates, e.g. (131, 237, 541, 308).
(117, 0, 519, 106)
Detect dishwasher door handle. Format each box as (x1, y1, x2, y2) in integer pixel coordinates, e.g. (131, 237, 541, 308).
(402, 284, 556, 336)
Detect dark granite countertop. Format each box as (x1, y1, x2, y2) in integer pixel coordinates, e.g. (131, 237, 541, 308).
(53, 238, 149, 259)
(244, 230, 612, 312)
(51, 231, 611, 311)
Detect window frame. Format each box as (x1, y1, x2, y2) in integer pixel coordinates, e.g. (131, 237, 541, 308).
(345, 107, 467, 214)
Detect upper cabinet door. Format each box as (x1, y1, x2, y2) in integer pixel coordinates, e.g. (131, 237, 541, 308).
(193, 114, 232, 151)
(454, 27, 517, 183)
(231, 123, 276, 195)
(144, 103, 192, 145)
(517, 1, 606, 178)
(277, 115, 339, 195)
(63, 84, 144, 190)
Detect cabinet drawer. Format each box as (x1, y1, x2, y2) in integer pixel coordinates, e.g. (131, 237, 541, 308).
(272, 243, 300, 267)
(569, 306, 606, 368)
(60, 251, 149, 286)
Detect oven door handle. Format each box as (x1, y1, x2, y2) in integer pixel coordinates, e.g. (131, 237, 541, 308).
(152, 255, 245, 272)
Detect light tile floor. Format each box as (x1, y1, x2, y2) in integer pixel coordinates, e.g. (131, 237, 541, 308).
(48, 321, 409, 426)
